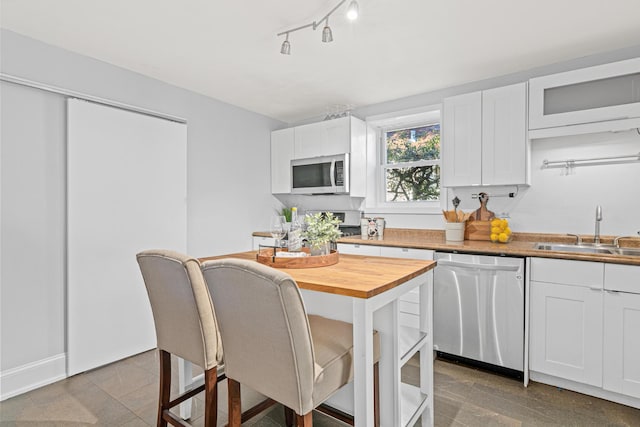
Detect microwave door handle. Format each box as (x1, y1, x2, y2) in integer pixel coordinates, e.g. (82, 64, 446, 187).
(437, 259, 520, 272)
(330, 160, 336, 188)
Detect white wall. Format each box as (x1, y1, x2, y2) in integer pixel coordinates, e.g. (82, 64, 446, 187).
(0, 29, 283, 398)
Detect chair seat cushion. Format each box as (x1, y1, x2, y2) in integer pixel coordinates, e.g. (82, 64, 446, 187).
(308, 315, 380, 406)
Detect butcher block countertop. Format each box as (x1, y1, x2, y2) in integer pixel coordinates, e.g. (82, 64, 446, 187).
(253, 229, 640, 266)
(337, 229, 640, 266)
(200, 251, 436, 299)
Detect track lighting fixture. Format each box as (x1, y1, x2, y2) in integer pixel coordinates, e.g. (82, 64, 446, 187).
(277, 0, 359, 54)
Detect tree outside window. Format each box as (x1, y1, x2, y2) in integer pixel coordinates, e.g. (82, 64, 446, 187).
(383, 123, 440, 202)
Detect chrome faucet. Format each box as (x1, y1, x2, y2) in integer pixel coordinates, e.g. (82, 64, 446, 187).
(594, 205, 603, 245)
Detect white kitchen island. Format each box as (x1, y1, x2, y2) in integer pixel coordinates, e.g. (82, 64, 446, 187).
(189, 251, 437, 427)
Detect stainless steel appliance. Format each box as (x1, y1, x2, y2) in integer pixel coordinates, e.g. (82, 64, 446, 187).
(305, 210, 361, 236)
(434, 252, 525, 372)
(291, 154, 349, 194)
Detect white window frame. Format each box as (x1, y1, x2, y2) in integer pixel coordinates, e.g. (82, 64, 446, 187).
(365, 105, 447, 214)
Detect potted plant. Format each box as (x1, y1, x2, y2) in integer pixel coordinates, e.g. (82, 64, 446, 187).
(303, 212, 342, 256)
(280, 207, 292, 223)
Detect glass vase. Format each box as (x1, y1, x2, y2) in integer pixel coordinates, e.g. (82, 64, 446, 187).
(310, 241, 331, 256)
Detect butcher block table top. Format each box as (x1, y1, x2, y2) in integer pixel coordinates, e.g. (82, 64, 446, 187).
(200, 251, 436, 299)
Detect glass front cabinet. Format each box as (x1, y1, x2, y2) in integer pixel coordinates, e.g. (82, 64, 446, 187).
(529, 57, 640, 131)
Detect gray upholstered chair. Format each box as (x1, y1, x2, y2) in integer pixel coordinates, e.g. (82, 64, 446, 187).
(137, 249, 225, 427)
(201, 258, 380, 427)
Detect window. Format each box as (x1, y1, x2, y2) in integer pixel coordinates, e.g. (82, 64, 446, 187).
(382, 122, 440, 202)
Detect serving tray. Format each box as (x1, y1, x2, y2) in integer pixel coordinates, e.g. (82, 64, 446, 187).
(256, 247, 339, 268)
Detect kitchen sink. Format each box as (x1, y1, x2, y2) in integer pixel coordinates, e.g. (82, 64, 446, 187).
(534, 243, 640, 257)
(534, 243, 616, 255)
(612, 247, 640, 256)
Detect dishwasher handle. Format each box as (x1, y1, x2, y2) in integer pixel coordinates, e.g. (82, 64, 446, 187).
(437, 259, 521, 272)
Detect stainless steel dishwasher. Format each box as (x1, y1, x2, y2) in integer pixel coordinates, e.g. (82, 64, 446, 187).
(433, 252, 525, 372)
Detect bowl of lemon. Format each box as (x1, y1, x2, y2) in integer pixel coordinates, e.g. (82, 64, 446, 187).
(490, 218, 512, 243)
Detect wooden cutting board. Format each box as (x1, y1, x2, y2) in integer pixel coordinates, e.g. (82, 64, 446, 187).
(469, 192, 495, 221)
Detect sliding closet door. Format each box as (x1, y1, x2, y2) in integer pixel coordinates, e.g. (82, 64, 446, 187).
(67, 99, 186, 375)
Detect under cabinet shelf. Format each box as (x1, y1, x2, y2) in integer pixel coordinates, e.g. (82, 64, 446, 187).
(400, 383, 429, 427)
(399, 325, 428, 365)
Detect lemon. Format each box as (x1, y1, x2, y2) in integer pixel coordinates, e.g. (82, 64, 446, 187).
(501, 219, 509, 228)
(504, 227, 512, 236)
(491, 226, 502, 234)
(490, 233, 499, 242)
(491, 219, 501, 227)
(498, 233, 509, 243)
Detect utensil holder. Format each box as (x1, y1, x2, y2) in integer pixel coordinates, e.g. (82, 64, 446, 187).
(445, 222, 466, 242)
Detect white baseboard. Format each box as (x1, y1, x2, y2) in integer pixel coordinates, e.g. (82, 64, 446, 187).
(0, 353, 67, 401)
(530, 371, 640, 410)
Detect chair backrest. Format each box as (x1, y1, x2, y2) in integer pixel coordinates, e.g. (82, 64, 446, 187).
(201, 258, 316, 414)
(136, 249, 223, 370)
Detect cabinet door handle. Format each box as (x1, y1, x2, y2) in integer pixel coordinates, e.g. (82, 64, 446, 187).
(589, 286, 602, 292)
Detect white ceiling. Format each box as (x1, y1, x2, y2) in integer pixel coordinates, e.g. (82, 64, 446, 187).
(2, 0, 640, 123)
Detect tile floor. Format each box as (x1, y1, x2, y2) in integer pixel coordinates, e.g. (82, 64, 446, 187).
(1, 350, 639, 426)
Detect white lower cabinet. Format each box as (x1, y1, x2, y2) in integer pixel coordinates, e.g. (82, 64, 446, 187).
(603, 264, 640, 399)
(336, 242, 384, 257)
(530, 258, 640, 407)
(530, 279, 603, 386)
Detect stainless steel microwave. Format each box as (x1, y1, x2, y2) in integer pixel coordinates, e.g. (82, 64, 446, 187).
(291, 154, 349, 194)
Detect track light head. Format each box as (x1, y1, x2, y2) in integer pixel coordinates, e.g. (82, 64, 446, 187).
(346, 0, 359, 20)
(280, 34, 291, 55)
(322, 20, 333, 43)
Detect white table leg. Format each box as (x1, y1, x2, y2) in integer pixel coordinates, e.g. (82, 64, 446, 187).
(420, 278, 434, 427)
(178, 357, 193, 419)
(352, 298, 374, 427)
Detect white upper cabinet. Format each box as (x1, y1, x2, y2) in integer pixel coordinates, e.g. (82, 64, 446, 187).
(293, 116, 351, 159)
(442, 82, 528, 187)
(442, 91, 482, 186)
(529, 57, 640, 136)
(482, 83, 528, 185)
(271, 128, 294, 194)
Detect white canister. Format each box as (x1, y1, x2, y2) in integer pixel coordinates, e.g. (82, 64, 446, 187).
(444, 222, 465, 242)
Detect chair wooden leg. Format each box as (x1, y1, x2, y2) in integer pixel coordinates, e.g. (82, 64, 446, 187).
(158, 350, 171, 427)
(296, 412, 313, 427)
(227, 378, 242, 427)
(203, 366, 218, 427)
(284, 406, 295, 427)
(374, 361, 380, 427)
